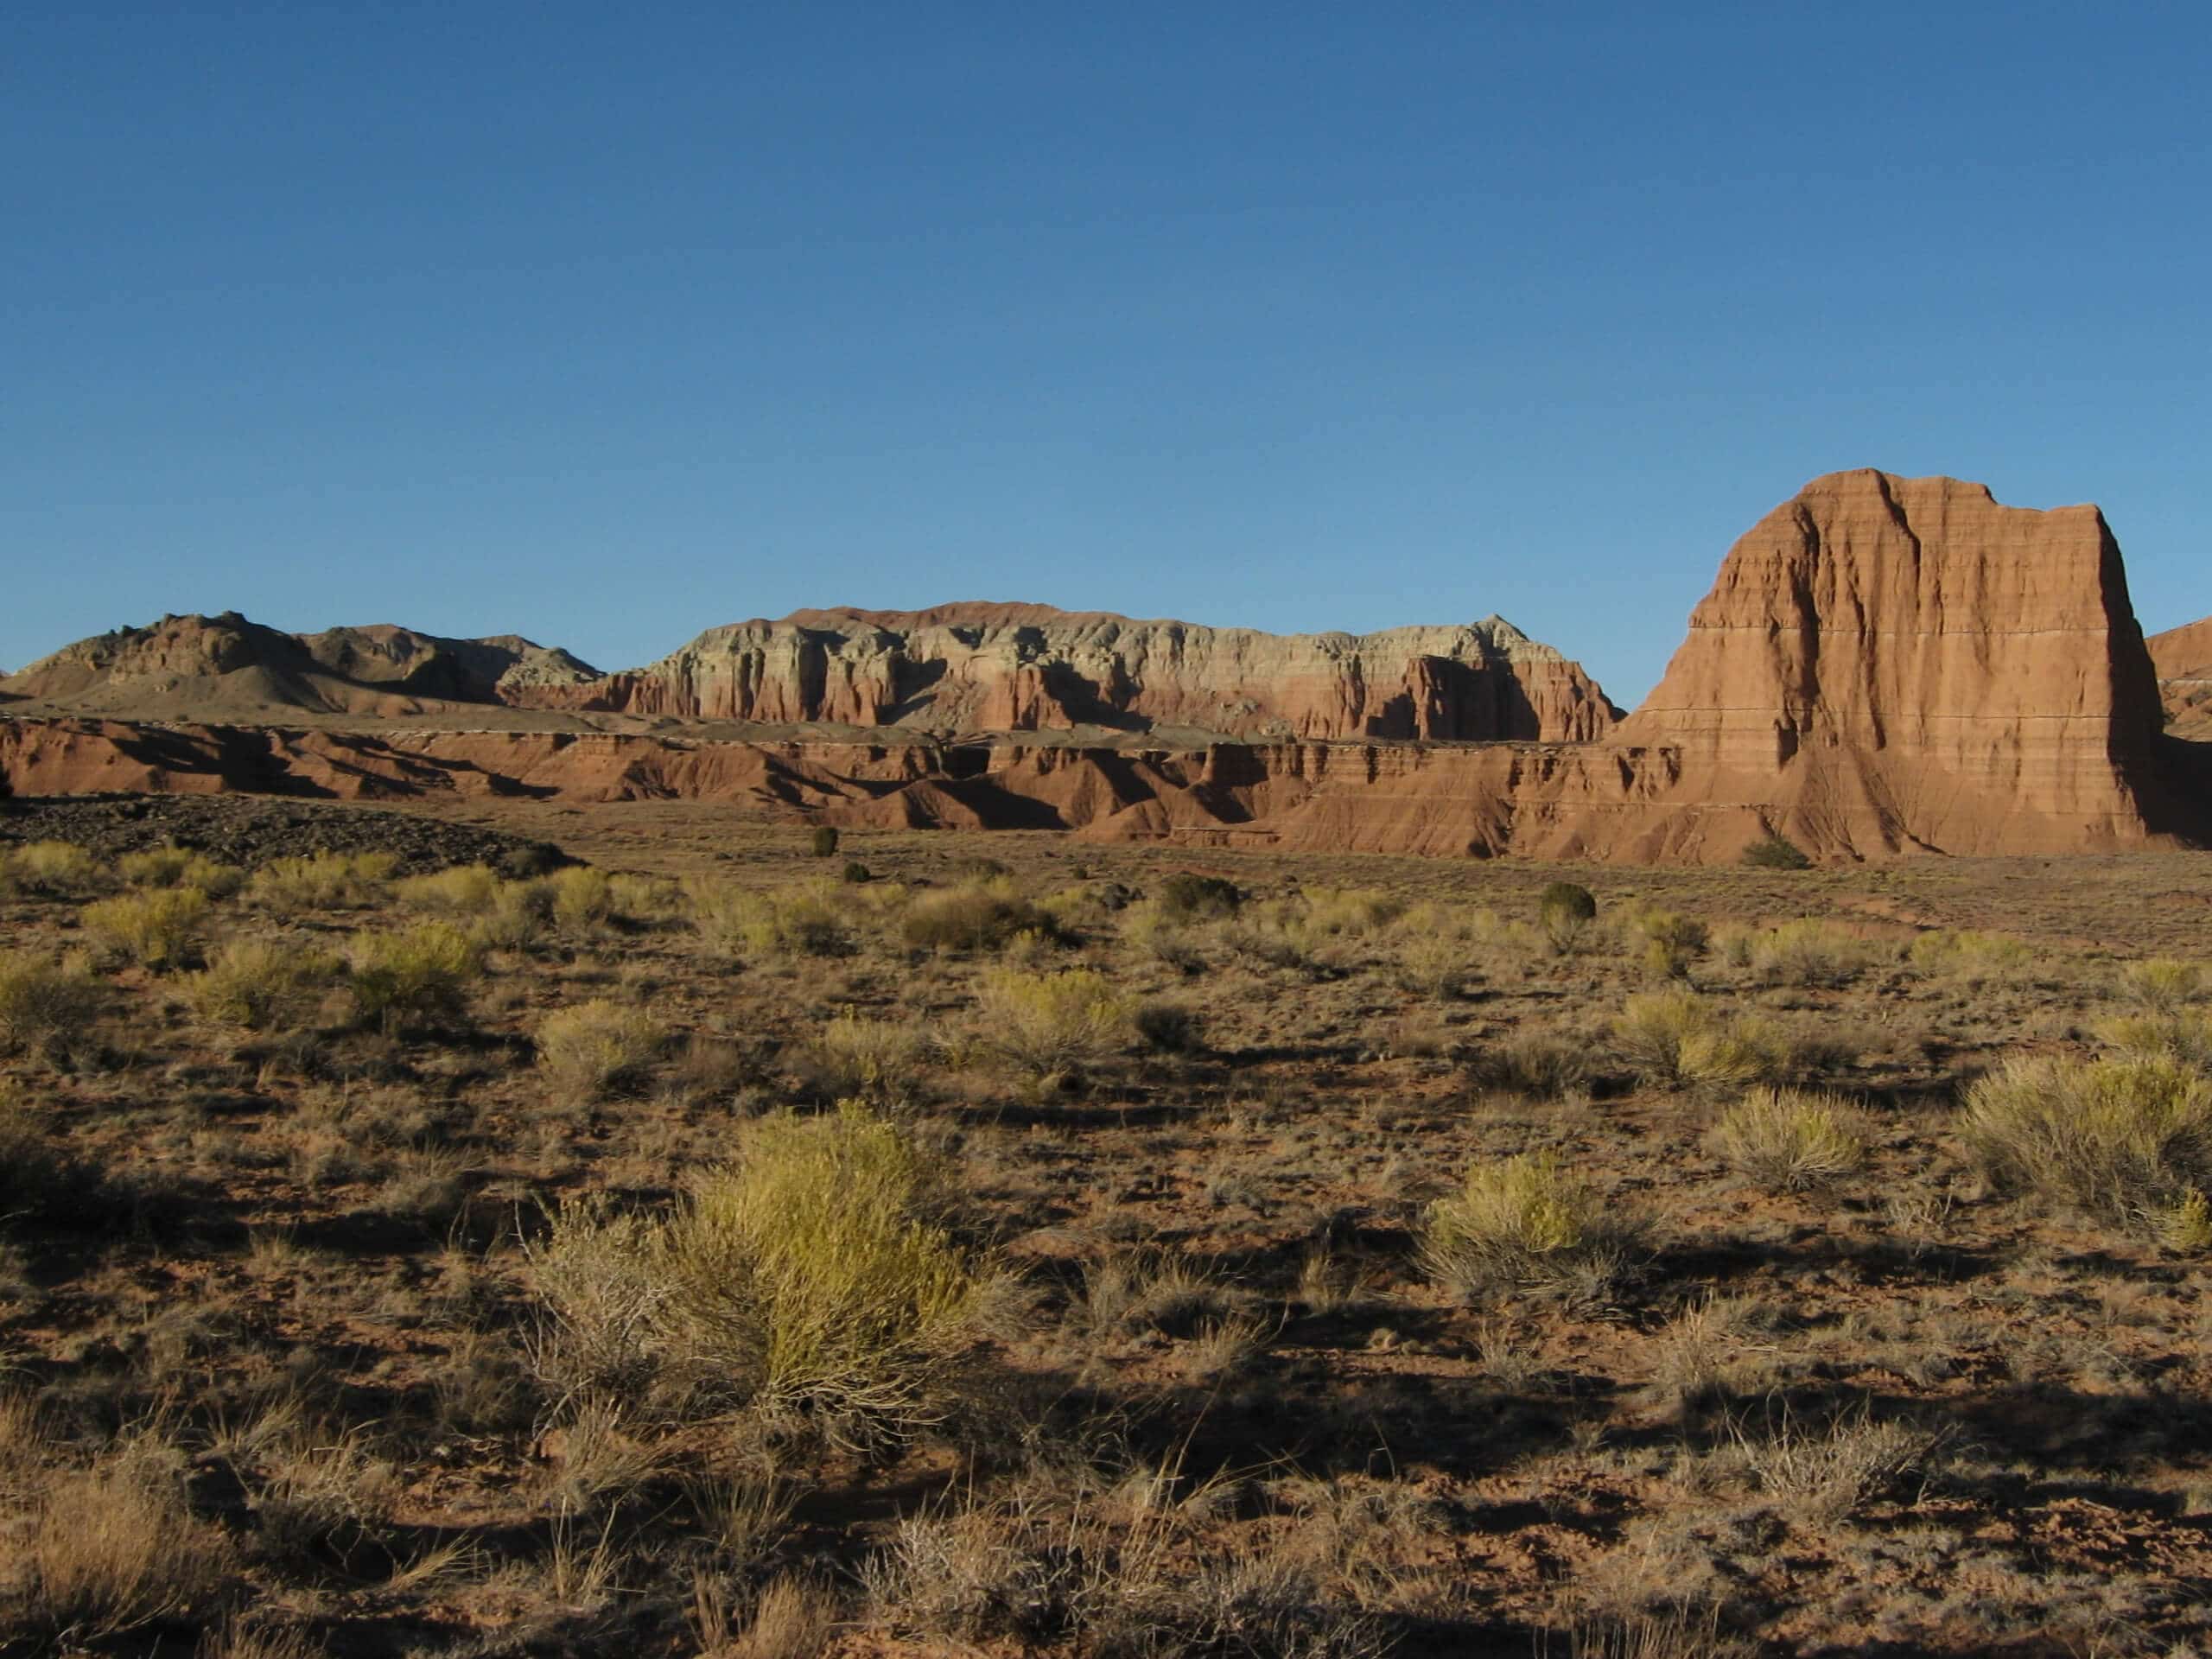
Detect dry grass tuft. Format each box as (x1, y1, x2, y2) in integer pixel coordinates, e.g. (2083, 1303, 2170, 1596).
(19, 1445, 236, 1641)
(531, 1103, 987, 1447)
(1746, 919, 1885, 988)
(900, 882, 1053, 952)
(118, 843, 244, 897)
(3, 839, 102, 896)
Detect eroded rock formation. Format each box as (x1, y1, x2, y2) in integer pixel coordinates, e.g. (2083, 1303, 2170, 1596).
(0, 613, 598, 720)
(1, 472, 2201, 864)
(524, 604, 1619, 743)
(2150, 618, 2212, 741)
(1605, 470, 2178, 858)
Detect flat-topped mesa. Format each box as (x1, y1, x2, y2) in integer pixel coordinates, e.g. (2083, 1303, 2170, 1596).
(521, 604, 1620, 743)
(1613, 469, 2171, 853)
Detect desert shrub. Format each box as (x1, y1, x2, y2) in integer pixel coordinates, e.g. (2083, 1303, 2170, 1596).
(1157, 872, 1242, 920)
(534, 1104, 985, 1444)
(1908, 928, 2034, 983)
(609, 872, 683, 921)
(0, 950, 103, 1059)
(1537, 881, 1598, 951)
(1466, 907, 1548, 973)
(2116, 957, 2208, 1013)
(469, 878, 553, 949)
(840, 861, 873, 886)
(810, 825, 841, 858)
(693, 880, 854, 959)
(246, 850, 395, 912)
(1135, 999, 1204, 1054)
(347, 921, 483, 1033)
(1959, 1053, 2212, 1224)
(900, 882, 1051, 952)
(537, 1000, 667, 1101)
(1711, 1087, 1869, 1192)
(1122, 899, 1207, 973)
(4, 839, 102, 896)
(1471, 1030, 1593, 1099)
(2097, 1009, 2212, 1071)
(184, 938, 340, 1030)
(1747, 919, 1884, 988)
(81, 887, 210, 969)
(1634, 909, 1709, 979)
(800, 1008, 931, 1103)
(18, 1444, 235, 1641)
(0, 1087, 101, 1229)
(397, 862, 502, 913)
(972, 967, 1138, 1083)
(1300, 886, 1402, 937)
(1421, 1152, 1643, 1303)
(1391, 928, 1473, 998)
(1612, 988, 1789, 1089)
(117, 843, 243, 897)
(542, 864, 613, 930)
(1742, 830, 1812, 870)
(1227, 889, 1396, 976)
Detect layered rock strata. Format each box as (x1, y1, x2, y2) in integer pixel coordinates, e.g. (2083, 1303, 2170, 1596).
(2, 471, 2199, 864)
(1, 613, 597, 718)
(524, 605, 1620, 743)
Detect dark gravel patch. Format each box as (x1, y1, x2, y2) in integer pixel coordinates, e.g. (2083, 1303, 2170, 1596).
(0, 794, 571, 877)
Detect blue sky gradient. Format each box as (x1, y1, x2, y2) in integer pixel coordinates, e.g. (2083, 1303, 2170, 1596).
(6, 3, 2207, 706)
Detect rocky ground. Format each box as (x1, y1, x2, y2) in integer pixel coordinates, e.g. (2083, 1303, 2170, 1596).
(0, 793, 569, 877)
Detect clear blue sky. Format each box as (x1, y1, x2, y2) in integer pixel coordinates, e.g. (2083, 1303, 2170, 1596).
(6, 3, 2207, 707)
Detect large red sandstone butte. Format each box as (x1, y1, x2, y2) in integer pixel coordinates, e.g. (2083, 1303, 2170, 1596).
(1598, 469, 2179, 858)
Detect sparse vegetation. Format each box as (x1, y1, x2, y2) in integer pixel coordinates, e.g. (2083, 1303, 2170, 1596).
(247, 849, 396, 912)
(1741, 829, 1812, 869)
(1538, 880, 1598, 950)
(1, 803, 2208, 1654)
(0, 950, 103, 1059)
(117, 843, 243, 896)
(3, 839, 102, 896)
(899, 881, 1052, 952)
